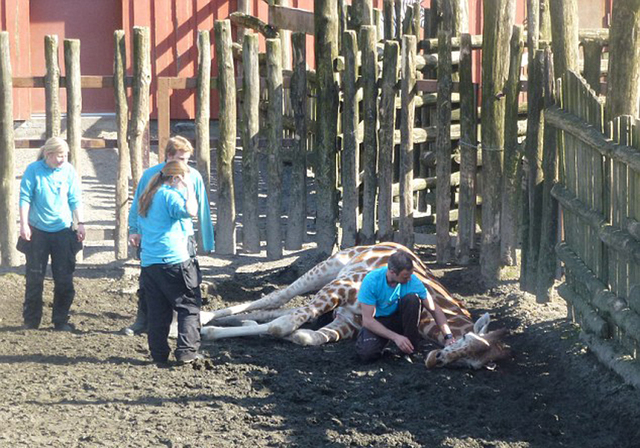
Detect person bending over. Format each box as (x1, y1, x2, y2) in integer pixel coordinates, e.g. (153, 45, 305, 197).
(356, 250, 456, 362)
(137, 160, 203, 365)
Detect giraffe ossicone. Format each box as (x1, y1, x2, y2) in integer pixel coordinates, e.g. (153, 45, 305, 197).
(197, 242, 509, 369)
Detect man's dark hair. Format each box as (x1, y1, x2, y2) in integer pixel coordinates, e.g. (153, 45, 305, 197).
(388, 251, 414, 274)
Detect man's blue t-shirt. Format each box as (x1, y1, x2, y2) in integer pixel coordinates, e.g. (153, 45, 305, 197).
(357, 267, 428, 317)
(138, 184, 191, 267)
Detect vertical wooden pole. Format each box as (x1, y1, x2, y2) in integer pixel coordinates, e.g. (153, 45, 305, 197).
(314, 0, 339, 255)
(480, 0, 515, 286)
(377, 40, 399, 242)
(214, 20, 237, 255)
(157, 78, 170, 164)
(360, 25, 378, 244)
(436, 29, 452, 263)
(501, 25, 524, 266)
(0, 32, 17, 266)
(549, 0, 580, 81)
(44, 35, 60, 139)
(114, 30, 130, 260)
(399, 35, 417, 249)
(64, 39, 81, 170)
(196, 30, 211, 203)
(383, 0, 394, 41)
(394, 0, 403, 40)
(129, 26, 151, 192)
(266, 38, 284, 259)
(582, 41, 604, 94)
(241, 34, 261, 253)
(286, 33, 308, 250)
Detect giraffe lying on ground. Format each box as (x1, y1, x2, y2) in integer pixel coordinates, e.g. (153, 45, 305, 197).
(199, 242, 510, 369)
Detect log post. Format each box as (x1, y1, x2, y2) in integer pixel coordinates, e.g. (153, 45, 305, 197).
(241, 34, 261, 253)
(287, 33, 308, 250)
(399, 35, 417, 249)
(383, 0, 394, 41)
(114, 30, 130, 260)
(64, 39, 81, 169)
(196, 30, 212, 208)
(0, 32, 17, 266)
(377, 40, 399, 242)
(582, 41, 604, 94)
(341, 31, 358, 248)
(549, 0, 580, 81)
(456, 33, 478, 265)
(44, 35, 60, 139)
(436, 29, 452, 263)
(314, 0, 340, 255)
(128, 27, 151, 192)
(214, 20, 237, 255)
(500, 25, 524, 266)
(395, 0, 403, 40)
(480, 0, 515, 286)
(360, 25, 378, 244)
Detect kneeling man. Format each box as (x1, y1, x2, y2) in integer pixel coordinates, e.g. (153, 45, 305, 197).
(356, 250, 456, 362)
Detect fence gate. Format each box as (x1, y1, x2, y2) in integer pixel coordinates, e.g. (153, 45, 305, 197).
(548, 70, 640, 386)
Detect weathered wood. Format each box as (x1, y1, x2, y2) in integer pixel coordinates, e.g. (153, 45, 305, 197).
(113, 30, 130, 260)
(579, 331, 640, 390)
(0, 32, 17, 266)
(360, 26, 378, 244)
(436, 29, 452, 263)
(64, 39, 81, 169)
(214, 20, 238, 255)
(314, 0, 340, 255)
(196, 30, 212, 254)
(383, 0, 394, 41)
(582, 41, 604, 93)
(557, 284, 609, 338)
(549, 0, 580, 79)
(501, 25, 524, 266)
(341, 31, 359, 248)
(274, 0, 292, 70)
(399, 35, 417, 249)
(536, 48, 558, 303)
(394, 0, 402, 40)
(44, 35, 60, 139)
(268, 4, 314, 35)
(128, 27, 151, 191)
(266, 39, 284, 259)
(480, 0, 515, 286)
(455, 33, 477, 265)
(230, 12, 279, 38)
(241, 34, 261, 253)
(377, 40, 399, 242)
(391, 172, 461, 197)
(286, 33, 307, 250)
(605, 0, 640, 120)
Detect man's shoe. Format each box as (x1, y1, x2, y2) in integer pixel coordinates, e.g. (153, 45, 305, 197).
(176, 353, 205, 366)
(54, 323, 76, 332)
(20, 323, 39, 330)
(121, 320, 147, 336)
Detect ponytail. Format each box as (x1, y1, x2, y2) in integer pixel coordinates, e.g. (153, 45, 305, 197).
(137, 173, 165, 217)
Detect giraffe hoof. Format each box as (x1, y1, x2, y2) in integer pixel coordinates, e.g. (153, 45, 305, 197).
(425, 350, 440, 369)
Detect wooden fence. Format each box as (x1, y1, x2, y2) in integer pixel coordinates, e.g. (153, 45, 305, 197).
(549, 70, 640, 387)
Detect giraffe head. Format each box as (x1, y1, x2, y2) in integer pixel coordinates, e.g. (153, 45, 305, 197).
(425, 313, 511, 369)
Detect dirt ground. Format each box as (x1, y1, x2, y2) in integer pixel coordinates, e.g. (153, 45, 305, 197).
(2, 147, 640, 447)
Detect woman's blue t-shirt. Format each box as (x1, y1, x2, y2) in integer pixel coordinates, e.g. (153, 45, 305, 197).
(357, 267, 428, 317)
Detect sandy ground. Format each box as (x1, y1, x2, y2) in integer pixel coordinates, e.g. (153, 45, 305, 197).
(2, 147, 640, 447)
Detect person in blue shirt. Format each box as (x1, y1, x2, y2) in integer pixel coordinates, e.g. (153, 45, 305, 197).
(356, 250, 456, 362)
(137, 160, 203, 365)
(19, 137, 85, 331)
(123, 136, 214, 335)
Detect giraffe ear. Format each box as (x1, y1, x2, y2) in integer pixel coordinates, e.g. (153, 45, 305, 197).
(473, 312, 491, 335)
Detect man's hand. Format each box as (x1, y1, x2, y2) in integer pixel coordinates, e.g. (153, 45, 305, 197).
(129, 233, 141, 247)
(76, 223, 86, 241)
(393, 334, 415, 354)
(20, 223, 32, 241)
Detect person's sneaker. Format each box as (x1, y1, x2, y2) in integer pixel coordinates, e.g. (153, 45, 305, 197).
(54, 323, 76, 332)
(121, 321, 147, 336)
(176, 353, 205, 366)
(20, 323, 39, 330)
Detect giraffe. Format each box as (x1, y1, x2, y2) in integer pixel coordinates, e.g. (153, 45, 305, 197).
(199, 242, 509, 369)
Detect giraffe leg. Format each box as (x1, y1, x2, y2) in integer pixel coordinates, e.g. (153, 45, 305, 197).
(287, 314, 357, 346)
(208, 309, 295, 326)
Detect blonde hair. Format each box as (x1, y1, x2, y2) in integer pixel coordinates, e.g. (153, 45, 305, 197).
(137, 160, 190, 217)
(37, 137, 69, 160)
(165, 136, 194, 159)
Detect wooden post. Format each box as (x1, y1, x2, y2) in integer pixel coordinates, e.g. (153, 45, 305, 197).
(436, 29, 452, 263)
(394, 0, 403, 40)
(157, 78, 170, 166)
(114, 30, 130, 260)
(341, 31, 359, 248)
(266, 38, 284, 259)
(383, 0, 394, 41)
(480, 0, 515, 286)
(456, 34, 477, 265)
(360, 25, 378, 244)
(399, 35, 417, 249)
(536, 48, 558, 303)
(241, 34, 261, 253)
(314, 0, 340, 255)
(237, 0, 249, 43)
(64, 39, 81, 169)
(44, 35, 60, 139)
(549, 0, 579, 81)
(605, 0, 640, 120)
(286, 33, 308, 250)
(129, 26, 151, 192)
(0, 32, 17, 266)
(377, 40, 399, 242)
(500, 25, 524, 266)
(214, 20, 238, 255)
(196, 30, 211, 208)
(582, 41, 604, 94)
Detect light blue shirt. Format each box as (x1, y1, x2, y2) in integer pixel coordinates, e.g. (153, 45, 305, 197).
(138, 185, 192, 267)
(129, 162, 214, 252)
(357, 267, 428, 317)
(19, 159, 82, 232)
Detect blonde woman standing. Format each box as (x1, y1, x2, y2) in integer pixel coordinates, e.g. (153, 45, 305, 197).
(19, 137, 85, 331)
